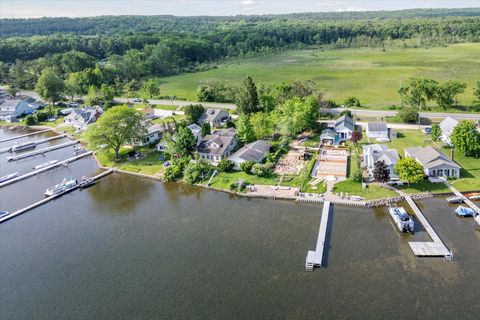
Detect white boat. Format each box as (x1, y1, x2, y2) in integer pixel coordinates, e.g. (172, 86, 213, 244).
(0, 210, 10, 219)
(11, 141, 36, 152)
(74, 146, 86, 155)
(388, 206, 414, 233)
(79, 176, 95, 188)
(467, 194, 480, 201)
(33, 160, 58, 170)
(0, 172, 20, 183)
(45, 177, 78, 196)
(446, 196, 463, 204)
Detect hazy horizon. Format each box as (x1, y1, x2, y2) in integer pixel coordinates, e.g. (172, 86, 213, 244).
(1, 0, 480, 19)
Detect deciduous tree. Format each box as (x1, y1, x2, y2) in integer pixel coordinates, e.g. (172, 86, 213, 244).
(373, 160, 390, 182)
(235, 114, 256, 145)
(394, 157, 424, 184)
(350, 131, 363, 146)
(450, 120, 480, 157)
(184, 104, 204, 124)
(35, 68, 65, 103)
(250, 112, 274, 139)
(430, 123, 442, 141)
(235, 76, 259, 115)
(434, 80, 466, 110)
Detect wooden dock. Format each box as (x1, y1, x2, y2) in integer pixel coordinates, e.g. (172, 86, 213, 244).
(405, 196, 452, 258)
(0, 151, 93, 188)
(306, 201, 331, 271)
(6, 140, 79, 161)
(0, 129, 52, 143)
(0, 134, 66, 154)
(446, 183, 480, 215)
(0, 169, 114, 224)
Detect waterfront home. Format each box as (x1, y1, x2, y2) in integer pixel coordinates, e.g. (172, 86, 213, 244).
(64, 107, 101, 130)
(197, 128, 237, 164)
(228, 140, 271, 170)
(362, 144, 399, 178)
(198, 108, 229, 128)
(134, 124, 163, 147)
(439, 117, 459, 146)
(404, 146, 460, 178)
(157, 123, 202, 152)
(319, 115, 355, 146)
(320, 128, 335, 145)
(0, 95, 43, 122)
(366, 122, 389, 141)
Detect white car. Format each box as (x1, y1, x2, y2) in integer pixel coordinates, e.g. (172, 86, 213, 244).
(132, 98, 141, 102)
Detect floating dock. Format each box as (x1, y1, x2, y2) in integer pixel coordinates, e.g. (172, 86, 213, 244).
(6, 140, 79, 161)
(306, 201, 331, 271)
(0, 151, 93, 188)
(0, 129, 52, 143)
(0, 134, 66, 154)
(405, 196, 452, 258)
(0, 169, 114, 224)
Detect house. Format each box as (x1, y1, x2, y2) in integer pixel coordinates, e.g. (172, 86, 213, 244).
(187, 123, 203, 145)
(404, 146, 460, 178)
(366, 122, 389, 141)
(134, 124, 163, 147)
(439, 117, 459, 146)
(319, 115, 355, 146)
(64, 107, 101, 130)
(0, 95, 41, 122)
(362, 144, 399, 178)
(320, 128, 335, 145)
(228, 140, 271, 170)
(198, 108, 229, 128)
(197, 128, 237, 164)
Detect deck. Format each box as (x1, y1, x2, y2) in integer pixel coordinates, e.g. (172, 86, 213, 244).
(306, 201, 331, 271)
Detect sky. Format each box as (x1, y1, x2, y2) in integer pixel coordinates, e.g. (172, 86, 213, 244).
(1, 0, 480, 18)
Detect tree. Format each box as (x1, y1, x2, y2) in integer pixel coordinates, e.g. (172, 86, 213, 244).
(450, 120, 480, 157)
(344, 96, 361, 108)
(373, 160, 390, 182)
(123, 80, 138, 103)
(257, 84, 276, 113)
(399, 77, 438, 127)
(164, 126, 197, 158)
(340, 109, 353, 118)
(350, 131, 363, 146)
(430, 123, 442, 141)
(85, 106, 146, 160)
(140, 78, 161, 99)
(434, 80, 466, 110)
(64, 72, 84, 101)
(250, 112, 275, 139)
(398, 106, 419, 123)
(7, 85, 18, 97)
(474, 81, 480, 106)
(183, 160, 211, 184)
(394, 157, 424, 184)
(25, 114, 38, 126)
(240, 160, 255, 174)
(275, 96, 319, 136)
(184, 104, 204, 124)
(251, 163, 274, 177)
(99, 84, 116, 105)
(35, 68, 65, 103)
(235, 114, 256, 145)
(201, 122, 211, 137)
(163, 157, 190, 182)
(235, 76, 259, 115)
(86, 85, 101, 106)
(217, 159, 234, 172)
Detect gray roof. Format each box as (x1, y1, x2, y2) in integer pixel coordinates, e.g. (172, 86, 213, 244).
(363, 144, 388, 154)
(198, 108, 229, 123)
(147, 124, 165, 134)
(320, 128, 335, 140)
(198, 132, 236, 156)
(187, 123, 201, 134)
(68, 108, 99, 124)
(439, 117, 459, 138)
(335, 115, 355, 132)
(228, 140, 271, 163)
(405, 146, 460, 169)
(367, 122, 388, 132)
(371, 149, 399, 166)
(0, 99, 22, 109)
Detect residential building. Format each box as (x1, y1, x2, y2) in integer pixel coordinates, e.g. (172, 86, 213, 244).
(320, 128, 335, 145)
(228, 140, 271, 170)
(366, 122, 389, 141)
(362, 144, 399, 178)
(197, 128, 237, 164)
(0, 95, 42, 122)
(404, 146, 460, 178)
(187, 123, 203, 145)
(64, 107, 101, 130)
(198, 108, 229, 128)
(319, 115, 355, 146)
(439, 117, 459, 146)
(134, 124, 163, 147)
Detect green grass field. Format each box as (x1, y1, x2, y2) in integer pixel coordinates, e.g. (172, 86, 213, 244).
(159, 43, 480, 107)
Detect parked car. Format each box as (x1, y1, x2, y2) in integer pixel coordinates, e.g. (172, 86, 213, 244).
(132, 98, 141, 102)
(423, 127, 432, 134)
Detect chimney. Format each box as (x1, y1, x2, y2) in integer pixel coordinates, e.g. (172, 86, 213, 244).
(451, 148, 454, 161)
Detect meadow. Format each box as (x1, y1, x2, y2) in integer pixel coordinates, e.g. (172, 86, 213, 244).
(160, 43, 480, 107)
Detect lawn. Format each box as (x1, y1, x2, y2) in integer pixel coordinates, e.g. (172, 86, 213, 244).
(397, 180, 451, 194)
(439, 146, 480, 192)
(385, 130, 430, 156)
(333, 179, 398, 200)
(152, 104, 179, 111)
(118, 152, 164, 175)
(159, 43, 480, 107)
(209, 171, 280, 190)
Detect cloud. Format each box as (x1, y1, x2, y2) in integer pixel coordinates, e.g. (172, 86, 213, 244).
(240, 0, 256, 5)
(316, 1, 344, 7)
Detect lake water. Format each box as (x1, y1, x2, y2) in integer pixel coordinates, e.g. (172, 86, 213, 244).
(1, 127, 479, 319)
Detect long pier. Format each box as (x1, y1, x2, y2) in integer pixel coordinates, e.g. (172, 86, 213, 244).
(405, 196, 452, 258)
(0, 169, 114, 224)
(306, 201, 331, 271)
(0, 134, 66, 154)
(6, 140, 79, 161)
(0, 129, 52, 143)
(0, 151, 93, 188)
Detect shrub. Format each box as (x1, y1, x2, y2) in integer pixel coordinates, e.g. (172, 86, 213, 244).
(25, 115, 38, 125)
(217, 159, 234, 172)
(183, 160, 211, 184)
(240, 160, 255, 174)
(251, 163, 273, 177)
(351, 170, 363, 183)
(398, 106, 419, 123)
(163, 164, 183, 182)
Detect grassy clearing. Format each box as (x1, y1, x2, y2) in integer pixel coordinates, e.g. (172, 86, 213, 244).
(152, 104, 179, 111)
(159, 43, 480, 107)
(385, 130, 430, 156)
(333, 179, 398, 200)
(439, 146, 480, 192)
(209, 171, 279, 190)
(397, 180, 451, 194)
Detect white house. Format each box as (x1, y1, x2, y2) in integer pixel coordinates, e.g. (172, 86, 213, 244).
(134, 124, 163, 147)
(197, 128, 237, 164)
(64, 107, 101, 130)
(362, 144, 399, 179)
(439, 117, 459, 146)
(198, 108, 229, 128)
(404, 146, 460, 178)
(187, 123, 203, 145)
(366, 122, 389, 141)
(228, 140, 271, 170)
(0, 95, 40, 122)
(334, 114, 355, 145)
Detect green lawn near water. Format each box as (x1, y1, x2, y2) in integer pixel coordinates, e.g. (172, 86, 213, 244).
(159, 43, 480, 107)
(333, 179, 398, 200)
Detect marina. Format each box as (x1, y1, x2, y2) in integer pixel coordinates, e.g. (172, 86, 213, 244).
(305, 201, 331, 271)
(0, 134, 66, 154)
(6, 140, 79, 161)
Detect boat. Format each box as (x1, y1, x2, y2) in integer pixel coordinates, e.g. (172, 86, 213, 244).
(74, 146, 86, 155)
(33, 160, 58, 170)
(446, 196, 463, 204)
(0, 172, 20, 183)
(0, 211, 10, 219)
(388, 206, 415, 233)
(454, 206, 475, 217)
(466, 193, 480, 201)
(11, 141, 36, 152)
(79, 176, 95, 188)
(44, 177, 78, 196)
